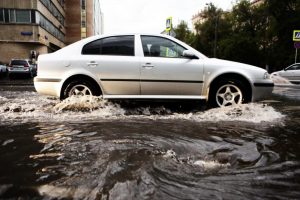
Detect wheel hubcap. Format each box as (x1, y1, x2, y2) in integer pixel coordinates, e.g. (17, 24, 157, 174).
(216, 84, 243, 107)
(69, 84, 92, 97)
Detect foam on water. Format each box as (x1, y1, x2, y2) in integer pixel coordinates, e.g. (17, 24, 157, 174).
(158, 103, 284, 123)
(0, 92, 284, 123)
(162, 149, 230, 171)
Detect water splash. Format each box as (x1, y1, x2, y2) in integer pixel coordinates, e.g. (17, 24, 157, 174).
(270, 73, 292, 85)
(156, 103, 284, 123)
(53, 95, 125, 115)
(0, 92, 284, 124)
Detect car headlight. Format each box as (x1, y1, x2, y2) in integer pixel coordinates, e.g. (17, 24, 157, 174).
(263, 72, 270, 79)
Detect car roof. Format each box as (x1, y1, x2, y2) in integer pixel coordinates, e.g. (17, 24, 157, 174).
(11, 59, 30, 61)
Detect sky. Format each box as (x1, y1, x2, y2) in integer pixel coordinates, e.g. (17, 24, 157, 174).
(100, 0, 235, 34)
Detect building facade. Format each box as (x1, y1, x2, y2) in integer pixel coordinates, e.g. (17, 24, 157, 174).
(0, 0, 103, 64)
(65, 0, 103, 44)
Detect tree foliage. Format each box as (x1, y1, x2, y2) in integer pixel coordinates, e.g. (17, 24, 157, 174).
(173, 0, 300, 71)
(173, 21, 193, 46)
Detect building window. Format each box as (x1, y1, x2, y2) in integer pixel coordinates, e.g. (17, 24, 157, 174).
(36, 12, 65, 42)
(39, 0, 64, 25)
(16, 10, 31, 23)
(81, 0, 86, 10)
(81, 0, 87, 39)
(141, 36, 186, 58)
(58, 0, 65, 9)
(0, 9, 4, 22)
(9, 10, 16, 22)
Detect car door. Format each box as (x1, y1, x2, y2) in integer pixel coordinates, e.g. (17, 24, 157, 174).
(81, 35, 140, 95)
(140, 35, 204, 95)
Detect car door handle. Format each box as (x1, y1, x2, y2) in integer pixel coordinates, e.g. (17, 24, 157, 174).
(142, 63, 154, 68)
(87, 61, 98, 67)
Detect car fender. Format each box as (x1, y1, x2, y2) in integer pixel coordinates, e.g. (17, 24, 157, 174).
(202, 66, 253, 97)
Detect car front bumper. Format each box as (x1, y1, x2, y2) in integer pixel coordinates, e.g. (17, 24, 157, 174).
(252, 81, 274, 101)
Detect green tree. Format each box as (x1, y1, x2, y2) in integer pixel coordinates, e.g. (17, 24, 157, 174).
(218, 0, 261, 66)
(265, 0, 300, 70)
(189, 0, 300, 70)
(173, 21, 194, 46)
(193, 3, 231, 58)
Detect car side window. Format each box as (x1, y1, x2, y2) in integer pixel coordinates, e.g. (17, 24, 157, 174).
(82, 36, 134, 56)
(82, 39, 102, 55)
(141, 36, 186, 58)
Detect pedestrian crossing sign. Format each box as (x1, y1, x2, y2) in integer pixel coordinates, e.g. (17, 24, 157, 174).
(293, 30, 300, 41)
(166, 17, 172, 32)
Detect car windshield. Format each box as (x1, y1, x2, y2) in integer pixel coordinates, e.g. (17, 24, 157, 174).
(11, 60, 28, 65)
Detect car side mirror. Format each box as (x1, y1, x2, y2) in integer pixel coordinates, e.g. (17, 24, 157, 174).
(182, 50, 199, 59)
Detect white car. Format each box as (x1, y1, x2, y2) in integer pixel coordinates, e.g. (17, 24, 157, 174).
(0, 62, 7, 73)
(34, 33, 274, 107)
(8, 59, 35, 77)
(271, 63, 300, 84)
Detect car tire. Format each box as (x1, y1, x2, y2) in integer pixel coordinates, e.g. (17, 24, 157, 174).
(209, 78, 249, 107)
(62, 79, 99, 100)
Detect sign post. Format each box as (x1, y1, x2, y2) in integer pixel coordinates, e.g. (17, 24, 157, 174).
(166, 17, 172, 35)
(293, 30, 300, 63)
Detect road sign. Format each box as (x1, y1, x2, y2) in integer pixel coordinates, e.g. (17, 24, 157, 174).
(294, 42, 300, 49)
(293, 30, 300, 41)
(166, 17, 172, 32)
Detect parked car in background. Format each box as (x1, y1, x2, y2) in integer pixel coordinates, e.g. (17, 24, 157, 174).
(34, 33, 274, 107)
(0, 62, 7, 74)
(271, 63, 300, 84)
(8, 59, 36, 78)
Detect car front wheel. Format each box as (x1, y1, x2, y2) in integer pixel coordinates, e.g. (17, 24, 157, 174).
(209, 79, 249, 107)
(62, 80, 98, 100)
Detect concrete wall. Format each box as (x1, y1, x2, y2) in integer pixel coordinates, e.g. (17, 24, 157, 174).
(0, 0, 37, 9)
(0, 24, 39, 42)
(65, 0, 81, 45)
(0, 41, 47, 64)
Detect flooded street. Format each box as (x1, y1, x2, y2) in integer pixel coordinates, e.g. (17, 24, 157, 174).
(0, 85, 299, 199)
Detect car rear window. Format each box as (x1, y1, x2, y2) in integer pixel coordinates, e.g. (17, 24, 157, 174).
(82, 36, 134, 56)
(11, 60, 28, 65)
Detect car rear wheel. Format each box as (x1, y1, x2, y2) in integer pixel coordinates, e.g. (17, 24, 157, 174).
(62, 79, 98, 100)
(209, 78, 249, 107)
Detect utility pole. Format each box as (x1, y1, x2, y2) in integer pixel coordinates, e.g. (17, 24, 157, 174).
(295, 48, 298, 63)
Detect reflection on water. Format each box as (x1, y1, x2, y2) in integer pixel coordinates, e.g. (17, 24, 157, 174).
(0, 86, 299, 199)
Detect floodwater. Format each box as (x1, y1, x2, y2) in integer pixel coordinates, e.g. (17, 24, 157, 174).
(0, 84, 299, 199)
